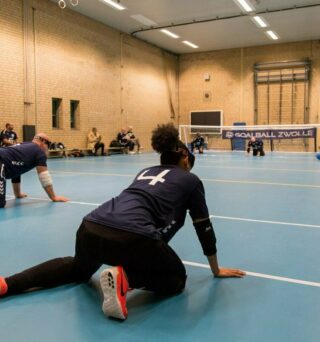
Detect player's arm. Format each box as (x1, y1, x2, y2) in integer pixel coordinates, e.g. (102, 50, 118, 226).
(193, 218, 245, 278)
(11, 177, 27, 198)
(13, 133, 18, 144)
(2, 137, 14, 146)
(247, 141, 251, 153)
(36, 165, 69, 202)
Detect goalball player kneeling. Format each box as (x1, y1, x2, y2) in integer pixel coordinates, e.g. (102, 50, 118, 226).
(0, 133, 69, 208)
(0, 124, 244, 321)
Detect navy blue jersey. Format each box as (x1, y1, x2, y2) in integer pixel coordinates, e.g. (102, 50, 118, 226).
(0, 130, 18, 146)
(248, 139, 263, 150)
(85, 165, 209, 242)
(0, 142, 47, 179)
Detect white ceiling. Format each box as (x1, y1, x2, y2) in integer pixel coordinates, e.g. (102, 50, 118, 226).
(51, 0, 320, 54)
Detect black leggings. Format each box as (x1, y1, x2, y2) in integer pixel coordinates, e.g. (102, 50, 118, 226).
(94, 142, 105, 155)
(0, 161, 22, 208)
(0, 162, 6, 208)
(5, 220, 187, 296)
(253, 149, 265, 156)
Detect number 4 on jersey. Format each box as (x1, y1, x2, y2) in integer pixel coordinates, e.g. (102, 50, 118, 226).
(137, 169, 171, 186)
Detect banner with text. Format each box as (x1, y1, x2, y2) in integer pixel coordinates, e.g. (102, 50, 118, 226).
(222, 127, 317, 140)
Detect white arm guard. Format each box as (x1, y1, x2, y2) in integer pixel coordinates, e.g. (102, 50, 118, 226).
(38, 170, 53, 188)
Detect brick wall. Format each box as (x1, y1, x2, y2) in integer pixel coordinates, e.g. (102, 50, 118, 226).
(0, 0, 179, 150)
(0, 0, 24, 139)
(179, 41, 320, 126)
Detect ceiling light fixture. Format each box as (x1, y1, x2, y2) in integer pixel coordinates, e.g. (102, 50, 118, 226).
(265, 30, 279, 40)
(160, 29, 179, 39)
(58, 0, 79, 9)
(100, 0, 126, 11)
(251, 15, 268, 28)
(233, 0, 255, 13)
(182, 41, 199, 49)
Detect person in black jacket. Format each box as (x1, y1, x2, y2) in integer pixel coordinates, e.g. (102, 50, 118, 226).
(117, 127, 134, 152)
(0, 123, 245, 320)
(0, 123, 18, 147)
(191, 132, 205, 154)
(247, 136, 265, 156)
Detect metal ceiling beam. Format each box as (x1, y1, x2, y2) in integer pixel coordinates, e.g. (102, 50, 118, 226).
(131, 3, 320, 36)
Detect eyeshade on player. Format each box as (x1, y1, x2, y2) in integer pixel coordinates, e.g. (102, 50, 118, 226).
(0, 133, 69, 208)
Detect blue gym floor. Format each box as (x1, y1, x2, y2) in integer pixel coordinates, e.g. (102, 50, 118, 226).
(1, 151, 319, 342)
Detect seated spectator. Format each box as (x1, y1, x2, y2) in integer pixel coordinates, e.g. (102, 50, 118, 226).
(247, 136, 265, 156)
(127, 126, 141, 154)
(0, 123, 18, 147)
(191, 132, 205, 154)
(117, 127, 134, 153)
(87, 128, 105, 156)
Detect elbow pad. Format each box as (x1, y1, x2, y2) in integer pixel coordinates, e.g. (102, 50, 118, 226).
(194, 219, 217, 256)
(38, 170, 53, 188)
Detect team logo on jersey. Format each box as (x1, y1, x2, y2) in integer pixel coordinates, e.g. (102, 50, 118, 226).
(137, 169, 171, 186)
(11, 161, 24, 166)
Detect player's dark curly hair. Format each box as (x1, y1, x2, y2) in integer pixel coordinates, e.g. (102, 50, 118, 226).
(151, 123, 195, 168)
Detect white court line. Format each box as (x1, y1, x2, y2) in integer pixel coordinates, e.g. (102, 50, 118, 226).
(5, 198, 15, 202)
(6, 195, 100, 206)
(50, 170, 135, 177)
(202, 178, 320, 189)
(6, 195, 320, 287)
(183, 260, 320, 288)
(198, 164, 320, 174)
(210, 215, 320, 229)
(54, 159, 154, 167)
(49, 170, 320, 189)
(205, 151, 316, 159)
(7, 196, 320, 229)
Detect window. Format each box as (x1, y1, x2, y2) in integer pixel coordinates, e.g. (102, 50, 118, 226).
(52, 98, 62, 128)
(254, 60, 310, 125)
(70, 100, 80, 129)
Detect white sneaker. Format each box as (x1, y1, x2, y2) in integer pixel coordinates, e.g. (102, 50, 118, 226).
(100, 266, 129, 320)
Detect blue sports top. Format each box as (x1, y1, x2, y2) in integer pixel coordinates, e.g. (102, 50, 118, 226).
(0, 142, 47, 179)
(85, 165, 210, 243)
(248, 139, 263, 150)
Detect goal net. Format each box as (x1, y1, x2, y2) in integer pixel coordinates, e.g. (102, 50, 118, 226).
(179, 124, 320, 153)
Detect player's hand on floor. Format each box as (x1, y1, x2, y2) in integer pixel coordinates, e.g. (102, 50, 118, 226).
(214, 267, 246, 278)
(52, 196, 69, 202)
